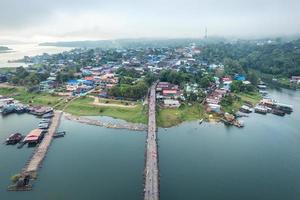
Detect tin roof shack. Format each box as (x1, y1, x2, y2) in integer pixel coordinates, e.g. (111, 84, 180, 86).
(234, 74, 246, 81)
(28, 106, 53, 116)
(98, 73, 118, 89)
(23, 129, 43, 144)
(206, 89, 227, 105)
(291, 76, 300, 84)
(39, 80, 56, 92)
(163, 99, 181, 108)
(66, 80, 79, 92)
(207, 103, 221, 113)
(156, 82, 181, 100)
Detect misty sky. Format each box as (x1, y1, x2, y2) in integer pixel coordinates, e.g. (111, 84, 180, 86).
(0, 0, 300, 43)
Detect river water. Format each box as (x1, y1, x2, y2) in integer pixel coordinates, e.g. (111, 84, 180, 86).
(0, 44, 72, 68)
(1, 89, 300, 200)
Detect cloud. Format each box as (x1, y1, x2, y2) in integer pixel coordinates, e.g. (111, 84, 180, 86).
(0, 0, 300, 42)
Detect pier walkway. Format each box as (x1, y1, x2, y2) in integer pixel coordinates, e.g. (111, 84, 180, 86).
(144, 83, 159, 200)
(22, 111, 62, 176)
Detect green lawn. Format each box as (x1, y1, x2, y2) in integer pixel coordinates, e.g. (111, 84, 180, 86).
(157, 103, 205, 127)
(97, 98, 136, 106)
(64, 97, 148, 124)
(237, 91, 262, 105)
(0, 87, 63, 107)
(223, 91, 262, 114)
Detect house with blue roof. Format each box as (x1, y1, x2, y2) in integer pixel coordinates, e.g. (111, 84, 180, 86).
(234, 74, 246, 81)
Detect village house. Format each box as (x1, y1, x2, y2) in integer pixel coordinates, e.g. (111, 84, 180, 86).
(206, 88, 227, 113)
(156, 82, 181, 108)
(291, 76, 300, 84)
(222, 76, 233, 91)
(163, 99, 181, 108)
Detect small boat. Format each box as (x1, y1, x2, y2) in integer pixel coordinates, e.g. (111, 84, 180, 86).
(259, 90, 268, 96)
(40, 118, 51, 123)
(42, 113, 54, 118)
(234, 120, 244, 128)
(23, 129, 43, 146)
(53, 131, 66, 138)
(275, 103, 293, 114)
(38, 123, 49, 129)
(254, 106, 268, 114)
(199, 119, 203, 124)
(239, 105, 252, 113)
(39, 121, 50, 125)
(272, 108, 285, 116)
(1, 104, 16, 115)
(6, 133, 23, 145)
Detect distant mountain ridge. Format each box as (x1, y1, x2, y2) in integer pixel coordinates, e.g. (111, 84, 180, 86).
(39, 38, 228, 49)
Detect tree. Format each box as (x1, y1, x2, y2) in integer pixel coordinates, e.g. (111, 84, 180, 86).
(199, 75, 213, 88)
(247, 71, 259, 86)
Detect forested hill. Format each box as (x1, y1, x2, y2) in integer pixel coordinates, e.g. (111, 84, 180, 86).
(197, 39, 300, 77)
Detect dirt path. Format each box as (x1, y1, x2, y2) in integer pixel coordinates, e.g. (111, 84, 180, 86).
(91, 96, 137, 108)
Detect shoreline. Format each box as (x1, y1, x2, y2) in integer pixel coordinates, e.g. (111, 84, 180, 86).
(63, 112, 147, 131)
(0, 86, 260, 128)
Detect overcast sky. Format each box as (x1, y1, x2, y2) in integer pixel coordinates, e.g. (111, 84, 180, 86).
(0, 0, 300, 43)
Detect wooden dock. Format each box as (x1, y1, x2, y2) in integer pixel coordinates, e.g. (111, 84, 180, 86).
(143, 83, 159, 200)
(8, 111, 62, 191)
(24, 111, 62, 174)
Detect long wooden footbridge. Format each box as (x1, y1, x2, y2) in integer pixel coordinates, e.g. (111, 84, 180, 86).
(143, 83, 159, 200)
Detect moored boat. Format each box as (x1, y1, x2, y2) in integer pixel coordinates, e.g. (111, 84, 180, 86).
(239, 105, 252, 113)
(6, 133, 23, 145)
(272, 108, 285, 116)
(274, 103, 293, 114)
(254, 106, 268, 114)
(1, 104, 16, 115)
(38, 122, 49, 129)
(42, 113, 54, 118)
(23, 129, 44, 145)
(53, 131, 66, 138)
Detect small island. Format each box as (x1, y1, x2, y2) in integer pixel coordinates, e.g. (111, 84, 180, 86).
(0, 46, 11, 53)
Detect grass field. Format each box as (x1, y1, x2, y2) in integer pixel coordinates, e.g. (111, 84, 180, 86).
(0, 87, 63, 107)
(64, 96, 148, 124)
(157, 103, 205, 127)
(223, 91, 262, 114)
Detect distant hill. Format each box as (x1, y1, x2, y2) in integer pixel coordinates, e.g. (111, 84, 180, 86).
(39, 38, 227, 49)
(0, 46, 11, 52)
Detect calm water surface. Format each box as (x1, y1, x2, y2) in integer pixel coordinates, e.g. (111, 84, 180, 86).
(160, 89, 300, 200)
(0, 44, 72, 68)
(0, 115, 145, 200)
(0, 89, 300, 200)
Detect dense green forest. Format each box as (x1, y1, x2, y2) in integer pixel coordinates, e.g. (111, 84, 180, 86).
(197, 39, 300, 77)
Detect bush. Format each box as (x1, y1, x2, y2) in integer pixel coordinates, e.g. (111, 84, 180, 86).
(11, 174, 21, 183)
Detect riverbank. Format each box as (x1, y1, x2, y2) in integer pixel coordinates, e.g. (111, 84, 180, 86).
(64, 113, 147, 131)
(1, 86, 264, 128)
(63, 96, 148, 124)
(222, 91, 262, 114)
(0, 87, 65, 108)
(157, 104, 206, 128)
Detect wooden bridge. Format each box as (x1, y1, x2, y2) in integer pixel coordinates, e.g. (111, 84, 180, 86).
(143, 83, 159, 200)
